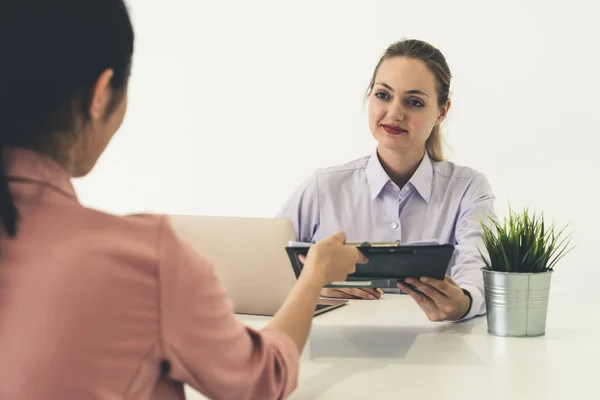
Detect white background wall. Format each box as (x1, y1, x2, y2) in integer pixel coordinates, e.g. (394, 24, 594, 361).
(74, 0, 600, 292)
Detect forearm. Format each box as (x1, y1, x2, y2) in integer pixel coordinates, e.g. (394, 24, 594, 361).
(452, 245, 487, 319)
(266, 271, 323, 353)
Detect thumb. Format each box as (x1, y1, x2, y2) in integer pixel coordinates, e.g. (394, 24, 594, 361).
(356, 250, 369, 264)
(328, 231, 347, 244)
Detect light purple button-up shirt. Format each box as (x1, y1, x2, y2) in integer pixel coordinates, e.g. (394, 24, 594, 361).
(277, 150, 496, 320)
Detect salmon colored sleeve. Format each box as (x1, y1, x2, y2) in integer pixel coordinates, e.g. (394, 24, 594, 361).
(155, 217, 299, 400)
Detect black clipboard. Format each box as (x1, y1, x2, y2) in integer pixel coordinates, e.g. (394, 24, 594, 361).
(285, 241, 455, 288)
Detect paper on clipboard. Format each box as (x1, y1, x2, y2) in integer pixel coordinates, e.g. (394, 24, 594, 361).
(287, 241, 311, 247)
(287, 239, 440, 247)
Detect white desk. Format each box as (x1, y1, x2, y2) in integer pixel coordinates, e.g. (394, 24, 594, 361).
(186, 293, 597, 400)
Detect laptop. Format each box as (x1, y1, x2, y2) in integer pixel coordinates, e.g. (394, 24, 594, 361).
(168, 215, 347, 317)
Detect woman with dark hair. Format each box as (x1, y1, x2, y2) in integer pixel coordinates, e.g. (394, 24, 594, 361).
(0, 1, 363, 399)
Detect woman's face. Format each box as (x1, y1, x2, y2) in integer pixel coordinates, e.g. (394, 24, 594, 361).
(368, 56, 449, 157)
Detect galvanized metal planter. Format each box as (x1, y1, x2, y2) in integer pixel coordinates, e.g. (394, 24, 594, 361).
(482, 269, 553, 337)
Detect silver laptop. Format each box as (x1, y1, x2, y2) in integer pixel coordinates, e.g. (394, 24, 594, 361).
(168, 215, 347, 316)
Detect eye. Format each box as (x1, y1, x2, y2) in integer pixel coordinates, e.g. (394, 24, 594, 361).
(375, 91, 391, 101)
(407, 98, 424, 108)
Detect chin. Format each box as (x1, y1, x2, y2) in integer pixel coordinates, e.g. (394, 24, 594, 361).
(376, 134, 412, 152)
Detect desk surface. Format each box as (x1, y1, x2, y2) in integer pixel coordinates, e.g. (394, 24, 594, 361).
(186, 292, 596, 400)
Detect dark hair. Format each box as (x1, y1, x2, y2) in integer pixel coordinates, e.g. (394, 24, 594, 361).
(0, 0, 134, 237)
(366, 39, 452, 161)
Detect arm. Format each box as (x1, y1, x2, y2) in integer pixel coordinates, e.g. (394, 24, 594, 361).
(397, 172, 496, 321)
(451, 172, 497, 320)
(265, 270, 325, 352)
(157, 218, 299, 400)
(276, 172, 320, 243)
(266, 232, 367, 349)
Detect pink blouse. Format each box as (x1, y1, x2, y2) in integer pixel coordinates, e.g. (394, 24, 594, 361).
(0, 148, 299, 399)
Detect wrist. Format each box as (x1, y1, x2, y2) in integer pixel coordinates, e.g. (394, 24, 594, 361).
(458, 289, 472, 320)
(298, 261, 328, 287)
(297, 267, 326, 292)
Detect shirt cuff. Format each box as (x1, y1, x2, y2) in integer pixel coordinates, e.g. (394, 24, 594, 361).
(457, 284, 485, 321)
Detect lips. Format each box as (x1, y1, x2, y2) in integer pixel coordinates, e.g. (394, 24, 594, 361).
(381, 124, 408, 135)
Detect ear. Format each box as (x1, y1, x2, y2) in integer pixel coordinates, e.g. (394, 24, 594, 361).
(88, 68, 115, 120)
(436, 99, 451, 125)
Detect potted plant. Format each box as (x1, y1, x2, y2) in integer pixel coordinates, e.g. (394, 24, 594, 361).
(479, 207, 573, 337)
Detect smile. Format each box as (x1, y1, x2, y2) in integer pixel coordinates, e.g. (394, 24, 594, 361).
(381, 124, 408, 135)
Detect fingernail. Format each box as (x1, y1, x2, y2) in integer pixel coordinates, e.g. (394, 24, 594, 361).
(369, 295, 375, 300)
(421, 277, 428, 282)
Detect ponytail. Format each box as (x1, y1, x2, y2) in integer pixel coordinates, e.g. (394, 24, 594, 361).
(426, 125, 444, 162)
(0, 148, 18, 237)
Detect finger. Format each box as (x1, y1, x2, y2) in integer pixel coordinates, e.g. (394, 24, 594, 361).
(419, 277, 456, 297)
(371, 288, 383, 298)
(321, 289, 359, 299)
(444, 275, 460, 287)
(355, 249, 369, 264)
(361, 288, 382, 299)
(406, 278, 447, 302)
(298, 254, 306, 263)
(412, 278, 467, 320)
(397, 282, 438, 313)
(398, 282, 446, 321)
(347, 288, 377, 300)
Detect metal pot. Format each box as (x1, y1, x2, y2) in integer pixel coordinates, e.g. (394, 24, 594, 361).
(482, 269, 553, 337)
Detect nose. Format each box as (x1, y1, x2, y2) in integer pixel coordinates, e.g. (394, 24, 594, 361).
(387, 100, 405, 121)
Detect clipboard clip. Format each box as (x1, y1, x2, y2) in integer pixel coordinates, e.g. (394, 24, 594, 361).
(349, 241, 402, 248)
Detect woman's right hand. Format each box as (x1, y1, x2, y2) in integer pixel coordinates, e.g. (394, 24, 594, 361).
(299, 232, 368, 286)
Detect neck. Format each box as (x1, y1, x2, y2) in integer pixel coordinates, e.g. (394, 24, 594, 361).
(33, 144, 75, 175)
(3, 129, 82, 176)
(40, 129, 87, 176)
(376, 145, 425, 188)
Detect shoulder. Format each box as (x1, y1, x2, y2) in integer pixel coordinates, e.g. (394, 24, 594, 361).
(59, 207, 174, 264)
(20, 206, 174, 282)
(312, 155, 370, 188)
(277, 155, 370, 224)
(431, 160, 494, 209)
(79, 209, 166, 243)
(86, 212, 213, 272)
(285, 155, 370, 198)
(432, 159, 492, 190)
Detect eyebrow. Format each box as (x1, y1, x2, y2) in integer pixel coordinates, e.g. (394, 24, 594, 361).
(375, 82, 430, 98)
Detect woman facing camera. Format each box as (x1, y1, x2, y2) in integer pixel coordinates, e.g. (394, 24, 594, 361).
(279, 39, 496, 322)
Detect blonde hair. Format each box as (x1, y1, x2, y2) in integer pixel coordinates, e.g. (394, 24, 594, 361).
(366, 39, 451, 162)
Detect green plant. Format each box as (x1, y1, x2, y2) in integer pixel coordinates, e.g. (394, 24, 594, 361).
(479, 207, 574, 273)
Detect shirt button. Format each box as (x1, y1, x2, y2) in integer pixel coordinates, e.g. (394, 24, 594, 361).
(404, 186, 410, 192)
(391, 222, 398, 229)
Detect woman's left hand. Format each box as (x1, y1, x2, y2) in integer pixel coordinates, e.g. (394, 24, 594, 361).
(397, 275, 470, 322)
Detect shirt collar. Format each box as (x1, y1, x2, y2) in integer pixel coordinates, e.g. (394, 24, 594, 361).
(365, 149, 433, 203)
(3, 147, 78, 200)
(410, 151, 433, 203)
